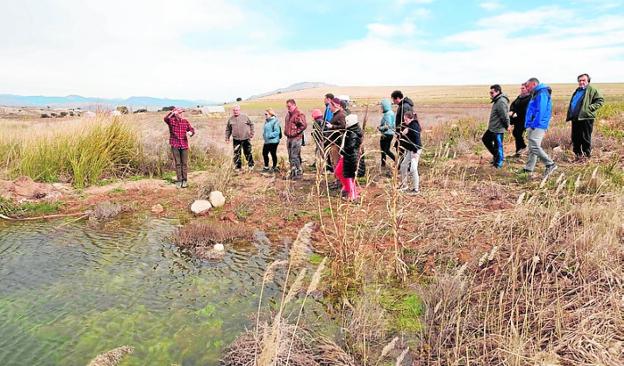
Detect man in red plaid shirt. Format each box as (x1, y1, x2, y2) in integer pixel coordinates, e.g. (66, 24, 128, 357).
(164, 107, 195, 188)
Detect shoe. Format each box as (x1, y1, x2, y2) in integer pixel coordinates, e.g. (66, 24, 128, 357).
(406, 189, 420, 196)
(175, 181, 182, 188)
(181, 180, 188, 188)
(514, 148, 525, 157)
(519, 168, 533, 178)
(262, 166, 270, 172)
(248, 165, 255, 171)
(543, 164, 558, 178)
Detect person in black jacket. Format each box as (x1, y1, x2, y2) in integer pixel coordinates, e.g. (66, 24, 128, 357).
(509, 83, 531, 156)
(334, 113, 363, 201)
(391, 90, 414, 158)
(398, 111, 422, 195)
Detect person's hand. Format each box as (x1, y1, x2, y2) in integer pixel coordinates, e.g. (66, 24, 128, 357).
(225, 138, 229, 143)
(189, 131, 194, 137)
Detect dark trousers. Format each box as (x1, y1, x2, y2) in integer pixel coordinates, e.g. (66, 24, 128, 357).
(171, 147, 189, 181)
(380, 134, 396, 166)
(482, 130, 504, 167)
(262, 143, 279, 168)
(233, 139, 254, 169)
(571, 119, 594, 158)
(512, 124, 526, 152)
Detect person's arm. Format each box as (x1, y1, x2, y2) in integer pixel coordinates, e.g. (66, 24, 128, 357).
(532, 92, 547, 128)
(186, 120, 195, 136)
(225, 118, 232, 141)
(164, 111, 174, 124)
(247, 116, 254, 139)
(589, 89, 605, 112)
(501, 100, 510, 129)
(297, 114, 307, 135)
(565, 93, 575, 122)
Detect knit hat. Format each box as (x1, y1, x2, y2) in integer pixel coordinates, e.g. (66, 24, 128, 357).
(311, 108, 323, 119)
(346, 114, 358, 127)
(331, 97, 342, 106)
(265, 108, 276, 117)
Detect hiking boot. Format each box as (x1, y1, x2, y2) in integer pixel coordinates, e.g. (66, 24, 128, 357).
(262, 166, 270, 172)
(181, 180, 188, 188)
(543, 164, 558, 179)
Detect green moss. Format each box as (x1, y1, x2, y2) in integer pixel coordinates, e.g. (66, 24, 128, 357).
(309, 253, 324, 265)
(380, 290, 423, 332)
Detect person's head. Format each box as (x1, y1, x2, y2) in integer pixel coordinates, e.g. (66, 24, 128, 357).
(577, 73, 591, 89)
(232, 105, 241, 116)
(286, 99, 297, 112)
(329, 97, 342, 112)
(403, 111, 417, 123)
(324, 93, 334, 105)
(520, 82, 528, 96)
(489, 84, 502, 99)
(391, 90, 404, 105)
(264, 108, 275, 120)
(173, 107, 184, 116)
(525, 78, 540, 92)
(311, 108, 323, 120)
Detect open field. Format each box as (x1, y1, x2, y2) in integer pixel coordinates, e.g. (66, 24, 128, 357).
(1, 84, 623, 365)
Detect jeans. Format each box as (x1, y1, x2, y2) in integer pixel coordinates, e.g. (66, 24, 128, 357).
(380, 134, 396, 166)
(525, 128, 554, 172)
(171, 147, 189, 182)
(482, 130, 504, 167)
(233, 139, 254, 169)
(399, 150, 421, 191)
(262, 143, 279, 168)
(287, 138, 302, 174)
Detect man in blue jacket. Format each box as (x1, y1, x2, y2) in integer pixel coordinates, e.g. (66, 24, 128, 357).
(523, 78, 557, 178)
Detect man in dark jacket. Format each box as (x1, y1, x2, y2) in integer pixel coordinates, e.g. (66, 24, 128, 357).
(482, 84, 510, 168)
(509, 83, 531, 156)
(566, 73, 604, 160)
(523, 77, 557, 178)
(391, 90, 414, 158)
(285, 99, 307, 180)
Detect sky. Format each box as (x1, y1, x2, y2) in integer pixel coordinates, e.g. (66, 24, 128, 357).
(1, 0, 623, 102)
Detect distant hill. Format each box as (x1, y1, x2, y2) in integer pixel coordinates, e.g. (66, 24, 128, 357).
(0, 94, 216, 109)
(248, 82, 335, 100)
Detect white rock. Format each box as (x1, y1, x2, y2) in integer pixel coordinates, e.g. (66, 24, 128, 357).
(208, 191, 226, 208)
(213, 243, 225, 252)
(151, 204, 164, 214)
(553, 146, 563, 153)
(190, 200, 212, 214)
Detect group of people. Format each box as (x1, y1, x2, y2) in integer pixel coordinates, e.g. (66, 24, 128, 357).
(163, 73, 604, 196)
(482, 74, 604, 178)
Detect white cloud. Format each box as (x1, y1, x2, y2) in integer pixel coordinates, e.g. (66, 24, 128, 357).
(479, 1, 503, 11)
(0, 2, 622, 101)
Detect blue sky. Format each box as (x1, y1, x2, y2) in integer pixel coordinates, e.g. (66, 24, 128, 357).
(1, 0, 623, 101)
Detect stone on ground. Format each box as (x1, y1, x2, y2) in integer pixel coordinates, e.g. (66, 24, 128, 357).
(208, 191, 226, 208)
(190, 200, 212, 214)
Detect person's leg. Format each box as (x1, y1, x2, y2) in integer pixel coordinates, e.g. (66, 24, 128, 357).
(532, 128, 554, 167)
(495, 133, 504, 168)
(180, 148, 189, 183)
(524, 128, 538, 172)
(242, 139, 254, 167)
(269, 143, 278, 169)
(262, 144, 269, 168)
(232, 139, 242, 169)
(513, 125, 526, 153)
(399, 151, 412, 188)
(334, 157, 347, 191)
(580, 119, 594, 158)
(287, 139, 295, 175)
(293, 139, 302, 175)
(380, 137, 387, 167)
(571, 119, 582, 158)
(171, 147, 182, 182)
(410, 150, 421, 191)
(482, 130, 497, 161)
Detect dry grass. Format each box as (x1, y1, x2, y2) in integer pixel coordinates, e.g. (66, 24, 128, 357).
(172, 221, 252, 259)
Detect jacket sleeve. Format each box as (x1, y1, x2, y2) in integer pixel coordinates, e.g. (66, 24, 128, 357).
(378, 115, 387, 131)
(185, 119, 195, 134)
(589, 89, 605, 112)
(225, 118, 232, 139)
(500, 100, 510, 128)
(413, 125, 422, 152)
(247, 116, 254, 137)
(268, 121, 280, 139)
(164, 113, 172, 124)
(532, 92, 547, 128)
(565, 93, 575, 121)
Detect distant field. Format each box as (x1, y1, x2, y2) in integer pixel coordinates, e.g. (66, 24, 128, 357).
(237, 83, 624, 111)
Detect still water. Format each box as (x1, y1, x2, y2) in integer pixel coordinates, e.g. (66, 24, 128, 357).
(0, 218, 288, 365)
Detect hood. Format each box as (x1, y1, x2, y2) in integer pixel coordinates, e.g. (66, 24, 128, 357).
(265, 116, 277, 123)
(533, 83, 552, 95)
(402, 97, 414, 108)
(346, 114, 359, 127)
(492, 93, 509, 104)
(381, 99, 392, 113)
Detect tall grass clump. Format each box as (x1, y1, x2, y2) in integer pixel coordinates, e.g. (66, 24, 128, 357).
(5, 117, 142, 187)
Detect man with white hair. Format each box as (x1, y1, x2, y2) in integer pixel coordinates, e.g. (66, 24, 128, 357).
(225, 105, 255, 171)
(565, 73, 604, 161)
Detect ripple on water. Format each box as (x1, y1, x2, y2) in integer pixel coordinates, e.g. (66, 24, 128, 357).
(0, 217, 291, 366)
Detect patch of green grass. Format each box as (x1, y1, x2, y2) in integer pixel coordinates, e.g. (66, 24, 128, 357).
(380, 290, 424, 332)
(309, 253, 324, 265)
(110, 187, 126, 194)
(0, 197, 62, 217)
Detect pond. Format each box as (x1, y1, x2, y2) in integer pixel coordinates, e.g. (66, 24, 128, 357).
(0, 218, 294, 365)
